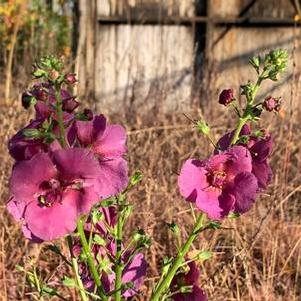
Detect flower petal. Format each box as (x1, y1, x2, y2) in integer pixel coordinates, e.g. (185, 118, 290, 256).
(24, 189, 80, 241)
(226, 146, 253, 178)
(232, 172, 258, 214)
(93, 124, 127, 158)
(252, 160, 272, 189)
(97, 158, 128, 199)
(178, 159, 207, 204)
(52, 148, 100, 182)
(122, 253, 147, 298)
(10, 153, 57, 203)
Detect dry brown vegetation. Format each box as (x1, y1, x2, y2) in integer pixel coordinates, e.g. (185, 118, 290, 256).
(0, 68, 301, 301)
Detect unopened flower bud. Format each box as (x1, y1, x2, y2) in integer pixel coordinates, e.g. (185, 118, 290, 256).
(64, 73, 77, 85)
(21, 91, 34, 109)
(49, 69, 60, 81)
(219, 89, 235, 106)
(263, 96, 281, 112)
(83, 109, 93, 120)
(31, 87, 48, 102)
(263, 96, 276, 111)
(62, 97, 79, 113)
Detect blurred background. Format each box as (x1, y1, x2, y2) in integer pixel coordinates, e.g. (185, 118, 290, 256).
(0, 1, 301, 300)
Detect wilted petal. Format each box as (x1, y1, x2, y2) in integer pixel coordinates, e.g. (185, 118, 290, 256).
(122, 253, 147, 298)
(249, 136, 273, 162)
(7, 197, 25, 220)
(252, 160, 272, 189)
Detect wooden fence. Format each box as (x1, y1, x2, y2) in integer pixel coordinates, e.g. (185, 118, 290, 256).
(76, 0, 301, 112)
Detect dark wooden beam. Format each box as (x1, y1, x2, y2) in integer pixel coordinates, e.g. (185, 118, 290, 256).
(97, 15, 300, 27)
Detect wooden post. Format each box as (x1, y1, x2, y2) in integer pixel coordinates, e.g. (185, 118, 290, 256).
(75, 0, 97, 105)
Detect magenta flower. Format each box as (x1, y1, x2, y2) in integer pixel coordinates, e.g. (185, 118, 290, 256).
(172, 261, 207, 301)
(217, 124, 273, 189)
(178, 146, 258, 219)
(8, 119, 60, 161)
(7, 148, 103, 241)
(71, 114, 128, 198)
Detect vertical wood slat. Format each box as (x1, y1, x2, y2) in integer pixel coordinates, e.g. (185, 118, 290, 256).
(75, 0, 97, 103)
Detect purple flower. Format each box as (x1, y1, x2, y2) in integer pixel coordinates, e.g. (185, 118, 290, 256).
(263, 96, 281, 112)
(178, 146, 258, 219)
(35, 88, 77, 120)
(217, 124, 273, 189)
(7, 148, 103, 241)
(64, 73, 77, 85)
(219, 89, 235, 106)
(74, 207, 147, 298)
(172, 261, 207, 301)
(71, 114, 128, 198)
(8, 119, 60, 161)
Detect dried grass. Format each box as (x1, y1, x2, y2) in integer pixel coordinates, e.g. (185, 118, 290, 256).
(0, 72, 300, 301)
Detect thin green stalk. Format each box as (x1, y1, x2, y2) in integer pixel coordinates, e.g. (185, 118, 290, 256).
(150, 213, 205, 301)
(66, 236, 89, 301)
(114, 200, 124, 301)
(54, 85, 67, 148)
(230, 73, 265, 146)
(77, 218, 108, 301)
(230, 116, 249, 145)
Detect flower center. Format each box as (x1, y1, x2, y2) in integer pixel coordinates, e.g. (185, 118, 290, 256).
(207, 171, 226, 189)
(37, 178, 83, 207)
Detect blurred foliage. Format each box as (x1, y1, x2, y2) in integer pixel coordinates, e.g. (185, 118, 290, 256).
(0, 0, 73, 72)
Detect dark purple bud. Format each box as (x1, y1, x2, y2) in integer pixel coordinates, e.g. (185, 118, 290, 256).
(31, 88, 48, 102)
(21, 91, 34, 109)
(263, 96, 277, 112)
(83, 109, 93, 121)
(219, 89, 235, 106)
(65, 73, 77, 85)
(62, 97, 79, 113)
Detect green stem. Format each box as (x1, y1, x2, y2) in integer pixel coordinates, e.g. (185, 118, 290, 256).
(230, 116, 249, 145)
(66, 236, 89, 301)
(230, 73, 265, 146)
(114, 199, 124, 301)
(77, 218, 108, 301)
(54, 85, 67, 148)
(150, 213, 205, 301)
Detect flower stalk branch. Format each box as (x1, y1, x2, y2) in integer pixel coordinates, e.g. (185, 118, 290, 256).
(77, 217, 108, 301)
(150, 213, 205, 301)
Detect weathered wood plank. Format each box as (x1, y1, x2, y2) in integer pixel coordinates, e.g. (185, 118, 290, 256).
(94, 24, 194, 112)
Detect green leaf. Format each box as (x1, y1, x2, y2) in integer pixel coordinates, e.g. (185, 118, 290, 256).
(23, 128, 42, 139)
(93, 234, 106, 246)
(196, 120, 210, 136)
(62, 276, 76, 287)
(41, 285, 58, 296)
(228, 212, 240, 219)
(130, 171, 143, 186)
(197, 250, 213, 261)
(33, 69, 47, 78)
